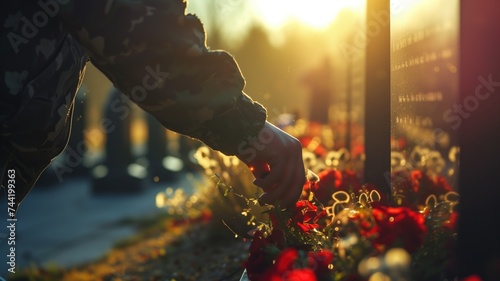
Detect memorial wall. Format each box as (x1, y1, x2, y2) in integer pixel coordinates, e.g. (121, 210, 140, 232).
(390, 0, 460, 190)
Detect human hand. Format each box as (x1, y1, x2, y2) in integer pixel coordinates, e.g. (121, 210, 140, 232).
(235, 121, 305, 208)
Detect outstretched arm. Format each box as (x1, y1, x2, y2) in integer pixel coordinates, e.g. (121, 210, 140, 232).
(59, 0, 304, 206)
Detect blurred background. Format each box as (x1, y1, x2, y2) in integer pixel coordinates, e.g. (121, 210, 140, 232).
(1, 0, 464, 277)
(1, 0, 369, 272)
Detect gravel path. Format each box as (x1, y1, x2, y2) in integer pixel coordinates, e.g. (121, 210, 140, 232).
(58, 221, 250, 281)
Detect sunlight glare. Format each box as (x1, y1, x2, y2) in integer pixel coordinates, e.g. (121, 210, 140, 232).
(253, 0, 365, 29)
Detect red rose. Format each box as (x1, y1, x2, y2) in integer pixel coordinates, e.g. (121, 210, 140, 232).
(354, 208, 379, 240)
(361, 183, 388, 205)
(263, 268, 318, 281)
(461, 275, 483, 281)
(307, 169, 364, 206)
(307, 249, 334, 275)
(411, 171, 452, 206)
(392, 170, 453, 209)
(245, 229, 286, 280)
(339, 170, 362, 193)
(311, 169, 342, 205)
(302, 169, 365, 206)
(291, 200, 321, 232)
(371, 205, 427, 253)
(283, 268, 317, 281)
(261, 248, 319, 281)
(275, 248, 299, 273)
(442, 211, 459, 231)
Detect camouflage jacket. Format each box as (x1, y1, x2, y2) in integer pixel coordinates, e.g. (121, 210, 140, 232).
(0, 0, 266, 208)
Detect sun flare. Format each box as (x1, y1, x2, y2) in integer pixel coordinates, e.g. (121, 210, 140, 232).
(253, 0, 366, 29)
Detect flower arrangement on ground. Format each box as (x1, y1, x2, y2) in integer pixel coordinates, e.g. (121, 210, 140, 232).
(229, 165, 459, 281)
(160, 117, 461, 280)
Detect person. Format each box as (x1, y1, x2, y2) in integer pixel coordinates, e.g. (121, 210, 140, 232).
(0, 0, 305, 210)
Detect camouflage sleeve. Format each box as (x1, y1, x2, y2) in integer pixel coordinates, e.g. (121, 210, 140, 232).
(58, 0, 266, 155)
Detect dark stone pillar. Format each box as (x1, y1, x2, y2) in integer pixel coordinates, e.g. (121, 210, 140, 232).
(458, 1, 500, 279)
(364, 0, 391, 195)
(92, 88, 144, 193)
(302, 58, 332, 125)
(146, 114, 176, 183)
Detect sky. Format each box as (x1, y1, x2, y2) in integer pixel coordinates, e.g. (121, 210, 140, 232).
(186, 0, 366, 47)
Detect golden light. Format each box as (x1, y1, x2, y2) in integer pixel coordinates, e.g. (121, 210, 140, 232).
(130, 119, 147, 145)
(84, 127, 104, 152)
(253, 0, 366, 29)
(156, 193, 166, 208)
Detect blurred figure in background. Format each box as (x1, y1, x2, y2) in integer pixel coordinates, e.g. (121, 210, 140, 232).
(302, 57, 333, 125)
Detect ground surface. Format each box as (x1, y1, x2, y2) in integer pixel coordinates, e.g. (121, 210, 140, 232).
(4, 175, 250, 281)
(13, 219, 250, 281)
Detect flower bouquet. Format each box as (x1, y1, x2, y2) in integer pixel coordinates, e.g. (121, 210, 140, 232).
(182, 117, 460, 280)
(235, 167, 459, 281)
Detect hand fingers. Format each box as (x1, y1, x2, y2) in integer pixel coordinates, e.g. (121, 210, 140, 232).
(258, 156, 304, 207)
(253, 160, 286, 192)
(280, 165, 305, 207)
(244, 121, 305, 207)
(249, 163, 270, 180)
